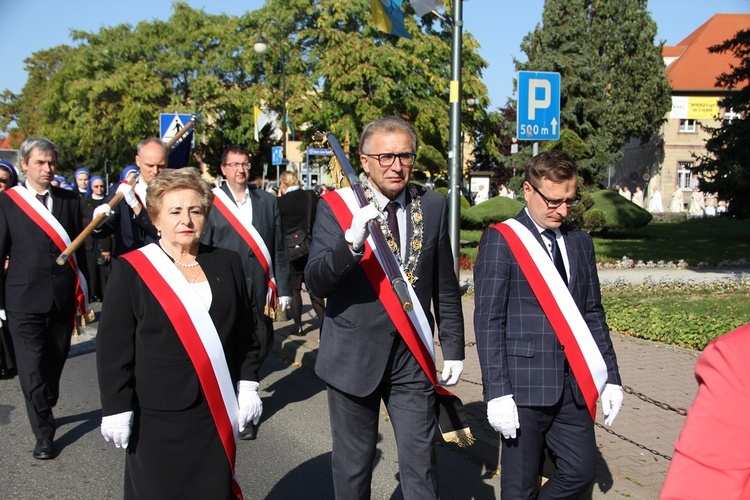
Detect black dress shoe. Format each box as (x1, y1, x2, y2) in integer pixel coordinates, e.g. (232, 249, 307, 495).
(33, 438, 55, 460)
(239, 425, 257, 441)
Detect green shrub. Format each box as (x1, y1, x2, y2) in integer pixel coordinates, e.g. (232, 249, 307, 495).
(602, 280, 750, 350)
(590, 189, 652, 230)
(582, 208, 607, 233)
(461, 196, 525, 230)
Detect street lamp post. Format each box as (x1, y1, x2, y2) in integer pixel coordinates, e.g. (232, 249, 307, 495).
(254, 20, 287, 162)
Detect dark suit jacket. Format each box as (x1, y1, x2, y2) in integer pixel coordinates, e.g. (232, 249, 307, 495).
(96, 244, 261, 416)
(305, 184, 465, 397)
(96, 190, 158, 257)
(474, 209, 621, 408)
(0, 186, 87, 314)
(277, 188, 318, 275)
(202, 183, 292, 315)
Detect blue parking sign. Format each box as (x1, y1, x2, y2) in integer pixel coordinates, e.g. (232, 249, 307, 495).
(517, 72, 561, 141)
(271, 146, 283, 166)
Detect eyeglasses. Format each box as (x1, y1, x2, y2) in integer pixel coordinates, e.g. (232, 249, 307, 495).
(92, 184, 105, 189)
(529, 182, 579, 209)
(362, 152, 416, 168)
(224, 162, 250, 169)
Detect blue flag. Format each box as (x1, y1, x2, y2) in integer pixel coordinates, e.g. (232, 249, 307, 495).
(371, 0, 411, 39)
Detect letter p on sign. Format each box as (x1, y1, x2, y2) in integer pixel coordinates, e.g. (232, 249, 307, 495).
(528, 79, 551, 120)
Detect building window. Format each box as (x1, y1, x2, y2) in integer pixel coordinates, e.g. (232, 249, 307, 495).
(677, 162, 695, 190)
(679, 119, 696, 133)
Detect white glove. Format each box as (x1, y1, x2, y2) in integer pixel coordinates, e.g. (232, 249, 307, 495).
(344, 203, 380, 251)
(487, 395, 520, 439)
(278, 296, 292, 311)
(0, 309, 5, 328)
(101, 410, 134, 449)
(93, 204, 113, 219)
(117, 183, 139, 209)
(601, 384, 623, 426)
(440, 360, 463, 386)
(237, 380, 263, 431)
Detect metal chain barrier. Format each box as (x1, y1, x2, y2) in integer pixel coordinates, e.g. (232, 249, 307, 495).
(595, 423, 675, 461)
(623, 385, 688, 416)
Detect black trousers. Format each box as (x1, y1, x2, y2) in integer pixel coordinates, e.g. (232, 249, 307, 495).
(8, 306, 74, 440)
(500, 373, 597, 500)
(326, 336, 438, 500)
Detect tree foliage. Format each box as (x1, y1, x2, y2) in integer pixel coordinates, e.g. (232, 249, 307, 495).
(0, 0, 490, 179)
(515, 0, 671, 185)
(693, 29, 750, 218)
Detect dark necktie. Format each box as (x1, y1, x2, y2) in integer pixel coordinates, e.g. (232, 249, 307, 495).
(543, 229, 567, 285)
(36, 192, 49, 210)
(384, 201, 401, 253)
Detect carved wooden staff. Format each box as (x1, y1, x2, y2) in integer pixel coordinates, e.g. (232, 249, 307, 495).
(56, 113, 200, 265)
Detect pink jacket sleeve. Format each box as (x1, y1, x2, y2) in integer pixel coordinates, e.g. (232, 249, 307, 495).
(660, 324, 750, 499)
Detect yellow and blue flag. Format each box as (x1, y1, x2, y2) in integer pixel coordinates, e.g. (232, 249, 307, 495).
(371, 0, 411, 39)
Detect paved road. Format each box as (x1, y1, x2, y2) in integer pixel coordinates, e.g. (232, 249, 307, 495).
(2, 266, 746, 498)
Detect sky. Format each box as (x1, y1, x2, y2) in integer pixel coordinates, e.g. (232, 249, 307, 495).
(1, 0, 748, 113)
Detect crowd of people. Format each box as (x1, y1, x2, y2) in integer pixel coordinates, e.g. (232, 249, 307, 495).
(0, 120, 742, 499)
(615, 182, 724, 216)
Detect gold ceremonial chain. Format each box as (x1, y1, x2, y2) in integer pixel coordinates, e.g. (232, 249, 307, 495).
(363, 180, 424, 284)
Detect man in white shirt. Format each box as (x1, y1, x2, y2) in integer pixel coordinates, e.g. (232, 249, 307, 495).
(202, 145, 292, 440)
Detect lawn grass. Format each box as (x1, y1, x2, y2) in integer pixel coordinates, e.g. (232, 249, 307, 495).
(460, 217, 750, 267)
(593, 217, 750, 265)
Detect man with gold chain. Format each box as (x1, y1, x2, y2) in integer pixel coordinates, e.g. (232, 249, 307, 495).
(305, 116, 465, 499)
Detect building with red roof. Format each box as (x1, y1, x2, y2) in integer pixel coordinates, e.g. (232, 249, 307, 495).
(613, 13, 749, 213)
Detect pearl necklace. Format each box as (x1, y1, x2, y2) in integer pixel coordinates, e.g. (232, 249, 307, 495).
(158, 240, 200, 268)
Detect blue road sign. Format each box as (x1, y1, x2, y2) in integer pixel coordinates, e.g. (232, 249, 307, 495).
(271, 146, 283, 166)
(517, 71, 561, 141)
(160, 113, 193, 143)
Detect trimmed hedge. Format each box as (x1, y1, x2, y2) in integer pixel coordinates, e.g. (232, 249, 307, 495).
(461, 196, 525, 230)
(590, 189, 653, 230)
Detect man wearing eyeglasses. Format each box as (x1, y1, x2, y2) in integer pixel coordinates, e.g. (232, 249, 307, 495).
(305, 116, 465, 499)
(202, 145, 292, 440)
(474, 150, 623, 499)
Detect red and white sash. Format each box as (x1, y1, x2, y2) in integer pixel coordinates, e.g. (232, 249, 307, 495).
(491, 219, 608, 420)
(6, 186, 88, 317)
(121, 244, 243, 499)
(324, 189, 453, 396)
(212, 188, 277, 313)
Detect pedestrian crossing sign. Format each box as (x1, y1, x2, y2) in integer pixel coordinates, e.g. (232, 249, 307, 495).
(160, 113, 193, 144)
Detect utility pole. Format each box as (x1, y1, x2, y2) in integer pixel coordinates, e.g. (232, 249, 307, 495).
(447, 0, 464, 278)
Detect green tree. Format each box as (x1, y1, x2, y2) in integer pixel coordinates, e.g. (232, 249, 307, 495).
(0, 0, 490, 179)
(515, 0, 671, 185)
(693, 29, 750, 218)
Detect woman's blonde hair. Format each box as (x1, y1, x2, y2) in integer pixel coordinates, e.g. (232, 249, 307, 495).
(146, 168, 214, 221)
(279, 170, 300, 188)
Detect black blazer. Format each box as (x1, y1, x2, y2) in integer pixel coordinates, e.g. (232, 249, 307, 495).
(202, 183, 292, 312)
(96, 244, 262, 416)
(474, 209, 621, 408)
(305, 184, 465, 397)
(0, 186, 87, 313)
